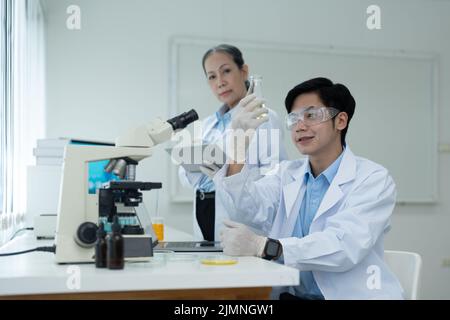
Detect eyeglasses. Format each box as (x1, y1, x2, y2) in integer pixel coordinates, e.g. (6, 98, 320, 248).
(286, 106, 340, 130)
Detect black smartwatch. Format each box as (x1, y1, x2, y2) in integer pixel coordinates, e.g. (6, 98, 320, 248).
(262, 238, 282, 260)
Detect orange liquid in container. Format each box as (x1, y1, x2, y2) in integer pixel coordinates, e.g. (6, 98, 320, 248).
(152, 222, 164, 241)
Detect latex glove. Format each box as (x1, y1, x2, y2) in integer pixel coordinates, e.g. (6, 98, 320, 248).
(199, 160, 221, 179)
(231, 94, 269, 131)
(219, 219, 267, 257)
(226, 94, 269, 163)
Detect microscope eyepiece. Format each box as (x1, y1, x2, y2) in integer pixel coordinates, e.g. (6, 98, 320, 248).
(167, 109, 199, 131)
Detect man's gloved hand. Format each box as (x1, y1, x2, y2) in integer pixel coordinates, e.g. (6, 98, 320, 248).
(199, 160, 221, 179)
(219, 219, 267, 257)
(231, 94, 269, 131)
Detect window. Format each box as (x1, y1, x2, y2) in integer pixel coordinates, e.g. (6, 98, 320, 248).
(0, 0, 45, 245)
(1, 0, 9, 217)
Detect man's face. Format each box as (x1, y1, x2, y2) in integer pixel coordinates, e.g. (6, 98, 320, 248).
(289, 92, 343, 157)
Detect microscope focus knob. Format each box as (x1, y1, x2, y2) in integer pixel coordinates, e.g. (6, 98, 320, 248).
(75, 222, 98, 248)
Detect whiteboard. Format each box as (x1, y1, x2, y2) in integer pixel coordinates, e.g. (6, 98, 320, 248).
(168, 37, 438, 204)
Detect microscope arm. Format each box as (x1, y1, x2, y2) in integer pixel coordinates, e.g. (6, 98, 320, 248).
(115, 109, 198, 148)
(115, 119, 173, 148)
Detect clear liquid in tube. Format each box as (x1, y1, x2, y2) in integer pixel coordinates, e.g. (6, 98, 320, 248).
(249, 75, 267, 119)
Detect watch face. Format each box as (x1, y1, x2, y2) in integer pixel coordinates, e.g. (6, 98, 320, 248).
(266, 240, 280, 257)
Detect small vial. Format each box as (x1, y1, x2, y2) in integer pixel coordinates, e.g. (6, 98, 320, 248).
(95, 222, 107, 268)
(107, 216, 124, 270)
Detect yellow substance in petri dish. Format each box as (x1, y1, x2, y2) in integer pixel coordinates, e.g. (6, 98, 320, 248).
(200, 258, 238, 266)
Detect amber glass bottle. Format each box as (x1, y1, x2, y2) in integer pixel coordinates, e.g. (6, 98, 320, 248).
(106, 216, 124, 270)
(95, 222, 107, 268)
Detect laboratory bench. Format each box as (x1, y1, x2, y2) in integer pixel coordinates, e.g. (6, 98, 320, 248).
(0, 226, 299, 300)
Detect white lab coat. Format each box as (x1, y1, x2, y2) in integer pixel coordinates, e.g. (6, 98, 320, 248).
(179, 107, 287, 241)
(214, 147, 404, 299)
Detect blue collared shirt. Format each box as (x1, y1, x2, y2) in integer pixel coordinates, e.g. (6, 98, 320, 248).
(292, 150, 344, 299)
(197, 105, 237, 192)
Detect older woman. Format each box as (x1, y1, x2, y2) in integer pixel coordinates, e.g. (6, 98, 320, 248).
(178, 44, 287, 241)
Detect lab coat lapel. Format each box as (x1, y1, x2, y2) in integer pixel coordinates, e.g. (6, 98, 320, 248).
(283, 159, 308, 220)
(313, 183, 344, 223)
(312, 148, 357, 223)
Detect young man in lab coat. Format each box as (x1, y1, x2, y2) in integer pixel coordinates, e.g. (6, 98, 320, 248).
(213, 77, 404, 299)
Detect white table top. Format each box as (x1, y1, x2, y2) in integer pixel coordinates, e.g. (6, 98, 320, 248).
(0, 227, 299, 297)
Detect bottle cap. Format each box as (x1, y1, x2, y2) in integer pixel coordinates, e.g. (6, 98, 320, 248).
(97, 222, 106, 238)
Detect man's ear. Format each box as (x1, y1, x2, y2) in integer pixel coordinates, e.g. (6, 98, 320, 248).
(335, 112, 348, 131)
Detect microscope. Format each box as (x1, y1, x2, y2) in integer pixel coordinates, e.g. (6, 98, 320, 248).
(54, 110, 198, 263)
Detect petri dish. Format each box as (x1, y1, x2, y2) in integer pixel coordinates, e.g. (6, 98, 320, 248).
(153, 249, 175, 255)
(128, 255, 166, 268)
(199, 255, 238, 266)
(167, 253, 197, 263)
(154, 251, 174, 260)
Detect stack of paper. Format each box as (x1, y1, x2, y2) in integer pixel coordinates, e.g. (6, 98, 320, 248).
(33, 138, 71, 165)
(33, 137, 115, 165)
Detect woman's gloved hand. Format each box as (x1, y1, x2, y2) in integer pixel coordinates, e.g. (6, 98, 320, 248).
(226, 94, 269, 164)
(231, 94, 269, 131)
(219, 219, 267, 257)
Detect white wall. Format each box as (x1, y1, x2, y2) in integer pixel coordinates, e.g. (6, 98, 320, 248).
(41, 0, 450, 299)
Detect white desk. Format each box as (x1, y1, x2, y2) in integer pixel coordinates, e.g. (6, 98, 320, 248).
(0, 228, 299, 299)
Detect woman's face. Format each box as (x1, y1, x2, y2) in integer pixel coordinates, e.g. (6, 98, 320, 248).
(203, 52, 248, 108)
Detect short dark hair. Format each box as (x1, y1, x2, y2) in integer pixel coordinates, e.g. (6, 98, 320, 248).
(202, 44, 250, 89)
(284, 77, 355, 146)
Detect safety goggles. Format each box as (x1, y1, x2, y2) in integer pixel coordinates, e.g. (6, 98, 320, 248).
(286, 106, 340, 130)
